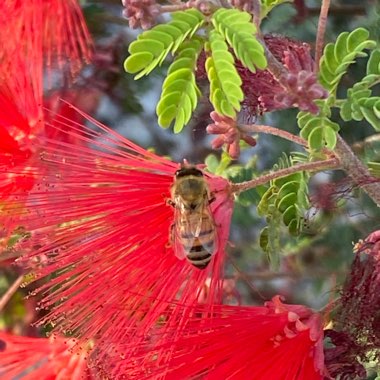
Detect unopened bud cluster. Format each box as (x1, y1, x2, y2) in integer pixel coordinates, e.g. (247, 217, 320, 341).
(122, 0, 159, 29)
(276, 70, 328, 114)
(229, 0, 254, 12)
(207, 111, 256, 159)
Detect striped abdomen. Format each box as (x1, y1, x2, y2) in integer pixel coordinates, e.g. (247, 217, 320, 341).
(179, 214, 215, 270)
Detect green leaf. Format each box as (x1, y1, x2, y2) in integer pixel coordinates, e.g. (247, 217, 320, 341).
(259, 162, 308, 264)
(368, 162, 380, 177)
(123, 52, 154, 74)
(156, 37, 203, 132)
(367, 49, 380, 75)
(205, 30, 244, 118)
(324, 125, 338, 148)
(226, 162, 260, 206)
(211, 8, 267, 73)
(298, 111, 339, 151)
(308, 125, 337, 150)
(277, 192, 297, 213)
(358, 97, 380, 131)
(259, 226, 269, 252)
(257, 186, 276, 216)
(124, 9, 204, 79)
(319, 28, 376, 94)
(260, 0, 293, 19)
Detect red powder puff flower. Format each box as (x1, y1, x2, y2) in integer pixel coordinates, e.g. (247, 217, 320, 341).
(0, 53, 96, 202)
(324, 230, 380, 379)
(44, 88, 101, 144)
(0, 0, 92, 77)
(0, 57, 43, 201)
(115, 296, 325, 379)
(238, 35, 327, 117)
(1, 104, 233, 360)
(0, 331, 91, 380)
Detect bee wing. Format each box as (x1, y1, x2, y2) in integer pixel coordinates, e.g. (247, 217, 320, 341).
(172, 206, 191, 260)
(196, 204, 217, 255)
(173, 227, 186, 260)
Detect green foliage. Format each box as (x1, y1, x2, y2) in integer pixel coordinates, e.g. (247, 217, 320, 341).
(125, 7, 268, 131)
(319, 28, 376, 94)
(205, 151, 233, 176)
(205, 153, 261, 206)
(205, 30, 244, 117)
(340, 49, 380, 131)
(156, 37, 203, 132)
(1, 226, 30, 249)
(211, 8, 267, 73)
(260, 0, 293, 19)
(298, 28, 376, 151)
(358, 97, 380, 131)
(257, 154, 310, 267)
(124, 9, 204, 79)
(368, 161, 380, 177)
(225, 158, 261, 207)
(298, 104, 340, 150)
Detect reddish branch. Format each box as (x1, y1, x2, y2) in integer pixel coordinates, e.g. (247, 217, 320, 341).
(0, 275, 24, 313)
(230, 158, 339, 194)
(314, 0, 330, 71)
(334, 135, 380, 206)
(239, 124, 308, 147)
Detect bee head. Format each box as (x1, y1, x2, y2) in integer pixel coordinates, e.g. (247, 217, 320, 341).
(173, 166, 207, 209)
(175, 165, 203, 179)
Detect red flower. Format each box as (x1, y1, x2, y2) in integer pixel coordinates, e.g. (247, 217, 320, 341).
(0, 331, 91, 380)
(44, 88, 101, 144)
(0, 0, 93, 199)
(0, 56, 42, 200)
(116, 296, 325, 379)
(2, 104, 233, 359)
(239, 35, 327, 116)
(324, 231, 380, 379)
(0, 0, 92, 76)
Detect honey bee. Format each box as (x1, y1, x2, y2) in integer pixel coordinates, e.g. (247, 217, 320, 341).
(169, 165, 217, 270)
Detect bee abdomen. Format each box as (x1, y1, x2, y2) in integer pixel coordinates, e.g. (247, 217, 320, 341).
(187, 245, 212, 269)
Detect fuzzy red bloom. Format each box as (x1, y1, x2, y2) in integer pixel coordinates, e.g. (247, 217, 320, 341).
(1, 105, 233, 359)
(325, 231, 380, 379)
(116, 296, 325, 379)
(197, 35, 326, 119)
(0, 331, 90, 380)
(44, 88, 101, 144)
(0, 0, 92, 76)
(239, 35, 327, 116)
(0, 0, 93, 197)
(0, 55, 43, 200)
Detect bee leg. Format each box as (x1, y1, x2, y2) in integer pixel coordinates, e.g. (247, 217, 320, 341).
(166, 198, 176, 208)
(165, 224, 175, 248)
(208, 192, 216, 204)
